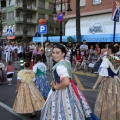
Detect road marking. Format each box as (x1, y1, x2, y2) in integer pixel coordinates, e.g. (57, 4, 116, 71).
(72, 71, 97, 77)
(82, 89, 98, 92)
(0, 102, 29, 120)
(73, 74, 85, 90)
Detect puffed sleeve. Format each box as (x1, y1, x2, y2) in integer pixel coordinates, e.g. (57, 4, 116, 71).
(56, 65, 70, 80)
(99, 59, 109, 76)
(33, 65, 37, 73)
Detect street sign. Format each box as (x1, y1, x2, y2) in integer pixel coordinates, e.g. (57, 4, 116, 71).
(57, 12, 63, 22)
(6, 28, 13, 36)
(38, 25, 47, 34)
(32, 37, 46, 42)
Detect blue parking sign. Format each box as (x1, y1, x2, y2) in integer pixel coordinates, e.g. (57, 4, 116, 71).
(38, 25, 47, 34)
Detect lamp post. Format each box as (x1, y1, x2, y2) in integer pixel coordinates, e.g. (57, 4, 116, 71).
(52, 0, 72, 43)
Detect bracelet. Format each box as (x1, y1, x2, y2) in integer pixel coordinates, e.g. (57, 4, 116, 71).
(52, 87, 56, 91)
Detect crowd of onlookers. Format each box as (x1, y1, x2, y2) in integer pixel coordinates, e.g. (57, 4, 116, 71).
(0, 40, 120, 75)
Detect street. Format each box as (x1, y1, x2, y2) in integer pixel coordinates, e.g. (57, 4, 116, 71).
(0, 70, 99, 120)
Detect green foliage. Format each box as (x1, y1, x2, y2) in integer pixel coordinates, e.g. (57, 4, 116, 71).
(67, 36, 74, 43)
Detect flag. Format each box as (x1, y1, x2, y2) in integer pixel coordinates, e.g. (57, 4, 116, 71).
(112, 0, 120, 22)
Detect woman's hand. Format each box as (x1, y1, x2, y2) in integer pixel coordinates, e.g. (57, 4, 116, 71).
(50, 81, 55, 87)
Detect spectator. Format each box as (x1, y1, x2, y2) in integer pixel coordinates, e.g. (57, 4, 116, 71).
(79, 50, 90, 72)
(95, 43, 100, 54)
(45, 43, 53, 71)
(80, 40, 88, 56)
(88, 51, 100, 73)
(74, 50, 82, 71)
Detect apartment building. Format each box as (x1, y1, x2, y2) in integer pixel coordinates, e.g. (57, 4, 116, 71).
(0, 0, 55, 42)
(65, 0, 120, 42)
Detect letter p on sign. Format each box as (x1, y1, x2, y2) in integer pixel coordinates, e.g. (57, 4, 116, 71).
(38, 25, 47, 34)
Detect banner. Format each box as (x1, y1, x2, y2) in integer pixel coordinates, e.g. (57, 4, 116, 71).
(112, 0, 120, 22)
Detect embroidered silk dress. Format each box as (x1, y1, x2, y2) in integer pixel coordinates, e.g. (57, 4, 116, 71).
(13, 70, 45, 114)
(33, 62, 50, 98)
(40, 60, 98, 120)
(94, 55, 120, 120)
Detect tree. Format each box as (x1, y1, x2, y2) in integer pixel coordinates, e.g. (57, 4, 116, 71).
(22, 0, 27, 43)
(76, 0, 81, 44)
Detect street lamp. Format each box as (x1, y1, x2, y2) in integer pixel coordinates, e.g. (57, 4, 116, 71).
(52, 0, 72, 43)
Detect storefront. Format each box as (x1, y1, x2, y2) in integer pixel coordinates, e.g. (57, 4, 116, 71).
(65, 13, 120, 42)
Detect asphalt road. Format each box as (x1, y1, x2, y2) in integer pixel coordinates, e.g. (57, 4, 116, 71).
(0, 70, 99, 120)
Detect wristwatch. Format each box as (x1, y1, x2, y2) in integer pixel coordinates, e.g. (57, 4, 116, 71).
(52, 87, 56, 91)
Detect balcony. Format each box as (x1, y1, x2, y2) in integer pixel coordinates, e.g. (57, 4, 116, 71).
(1, 8, 6, 13)
(2, 32, 7, 36)
(15, 17, 23, 23)
(27, 19, 37, 24)
(15, 3, 23, 9)
(2, 20, 7, 24)
(15, 31, 22, 36)
(27, 5, 37, 11)
(28, 32, 35, 36)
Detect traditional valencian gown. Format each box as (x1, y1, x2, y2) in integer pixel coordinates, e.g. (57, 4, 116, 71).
(13, 70, 45, 114)
(33, 62, 50, 98)
(94, 55, 120, 120)
(40, 60, 98, 120)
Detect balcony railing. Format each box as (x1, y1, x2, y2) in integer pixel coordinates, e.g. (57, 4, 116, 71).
(1, 8, 6, 13)
(15, 17, 23, 22)
(2, 20, 7, 24)
(2, 32, 7, 36)
(14, 31, 34, 36)
(15, 3, 23, 8)
(28, 32, 34, 36)
(27, 5, 37, 11)
(27, 19, 37, 23)
(15, 31, 22, 36)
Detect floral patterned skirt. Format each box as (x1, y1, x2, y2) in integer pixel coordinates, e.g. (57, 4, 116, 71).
(94, 76, 120, 120)
(36, 75, 50, 98)
(13, 82, 45, 114)
(40, 82, 98, 120)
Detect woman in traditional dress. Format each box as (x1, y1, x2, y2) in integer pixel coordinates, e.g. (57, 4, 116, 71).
(13, 61, 45, 116)
(93, 43, 120, 120)
(33, 54, 50, 99)
(40, 44, 98, 120)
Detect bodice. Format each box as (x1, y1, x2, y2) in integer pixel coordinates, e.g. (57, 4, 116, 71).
(108, 67, 118, 78)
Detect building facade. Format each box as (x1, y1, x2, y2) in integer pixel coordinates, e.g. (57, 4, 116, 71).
(0, 0, 56, 42)
(64, 0, 120, 42)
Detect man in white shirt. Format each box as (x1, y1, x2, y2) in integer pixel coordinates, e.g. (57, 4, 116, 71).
(5, 43, 11, 63)
(80, 40, 88, 56)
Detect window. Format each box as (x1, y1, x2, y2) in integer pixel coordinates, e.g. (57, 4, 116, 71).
(80, 0, 86, 7)
(27, 14, 32, 19)
(49, 3, 54, 11)
(38, 0, 45, 9)
(38, 13, 45, 20)
(49, 15, 53, 22)
(2, 13, 6, 22)
(7, 0, 15, 7)
(93, 0, 102, 5)
(8, 11, 14, 19)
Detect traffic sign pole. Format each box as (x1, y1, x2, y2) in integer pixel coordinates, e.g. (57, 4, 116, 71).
(41, 34, 43, 47)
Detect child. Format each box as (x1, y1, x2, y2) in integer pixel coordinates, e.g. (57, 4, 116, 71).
(74, 50, 82, 71)
(13, 60, 45, 116)
(33, 54, 50, 99)
(6, 60, 14, 85)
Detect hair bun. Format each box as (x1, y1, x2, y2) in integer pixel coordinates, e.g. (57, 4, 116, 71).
(114, 44, 119, 47)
